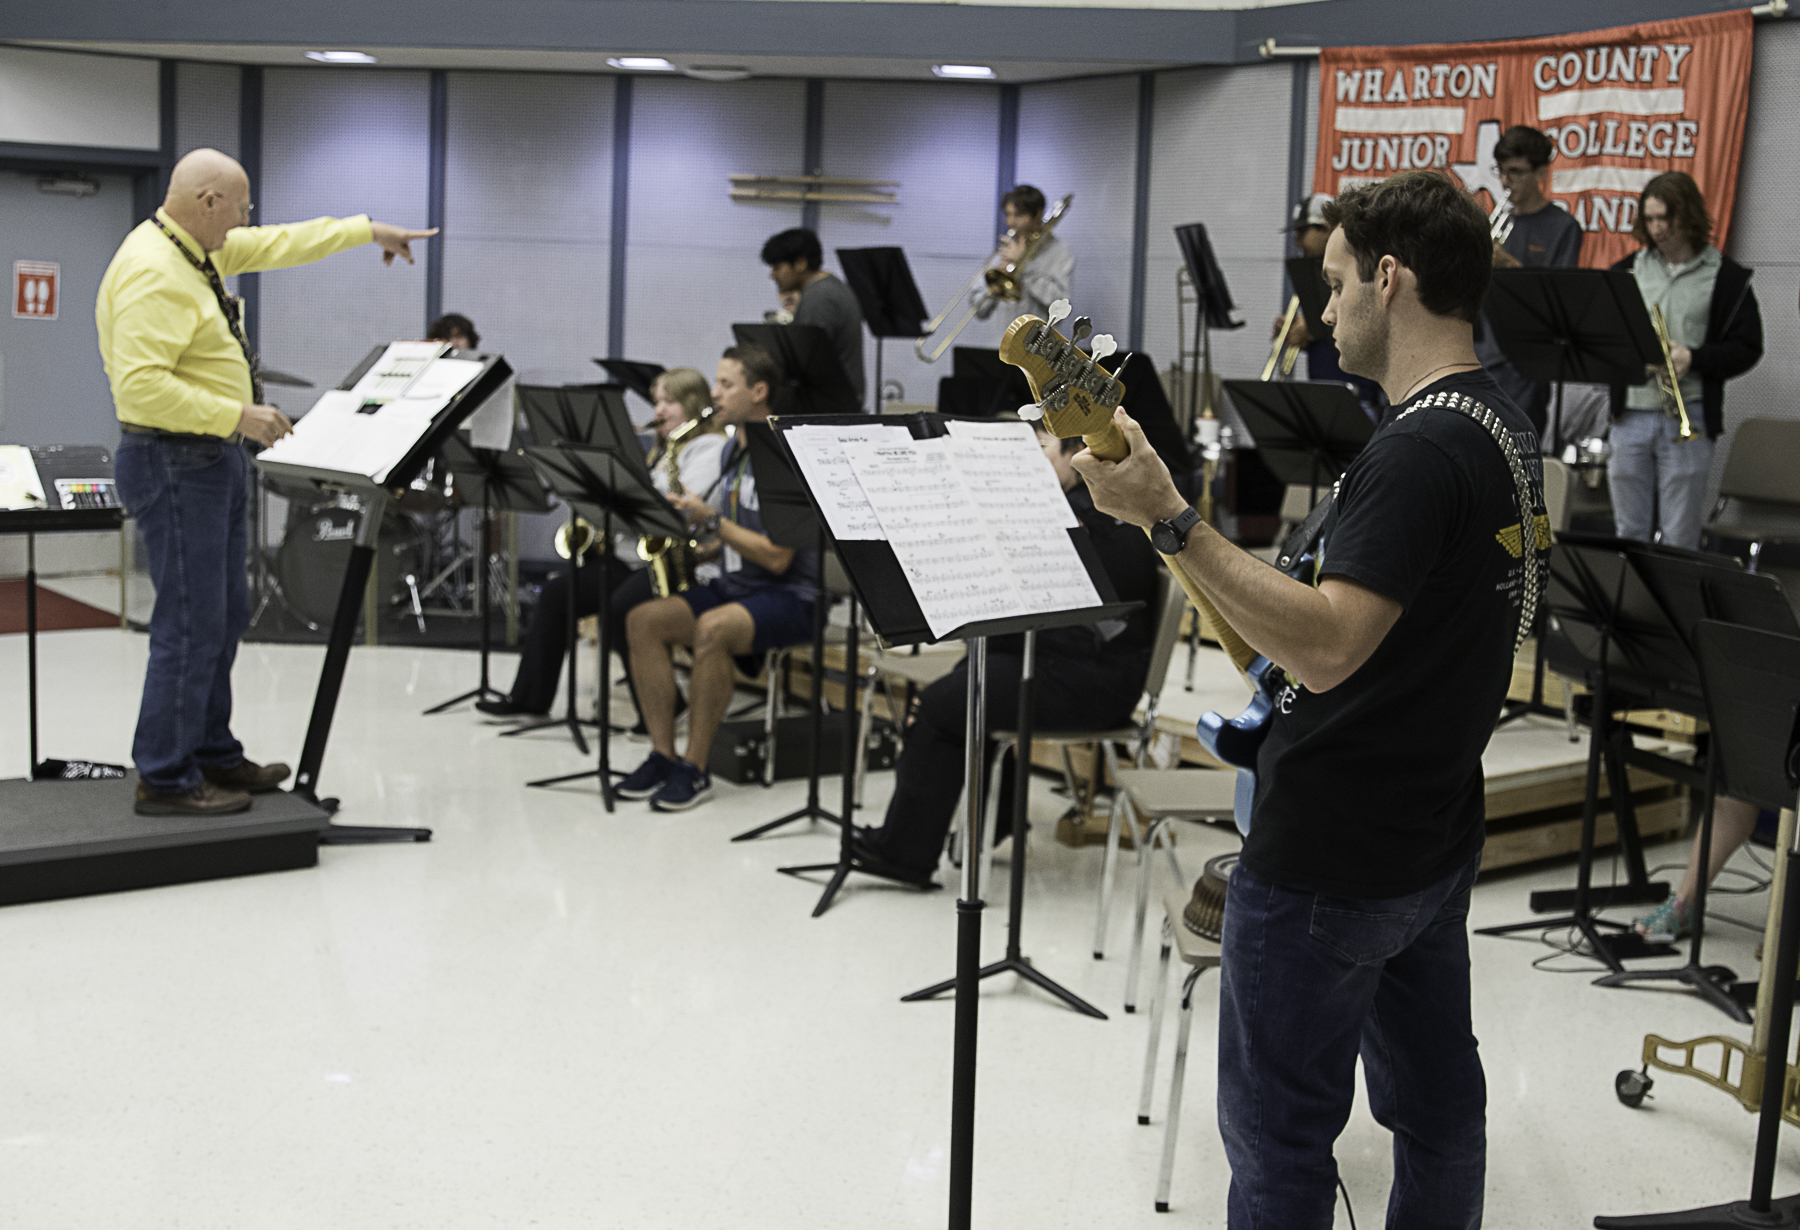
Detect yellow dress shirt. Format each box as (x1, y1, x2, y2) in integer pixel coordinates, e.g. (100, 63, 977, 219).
(95, 208, 374, 437)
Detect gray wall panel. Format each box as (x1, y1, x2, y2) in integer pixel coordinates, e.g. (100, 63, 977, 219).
(1708, 20, 1799, 501)
(442, 72, 612, 388)
(817, 79, 999, 405)
(173, 61, 238, 161)
(1143, 63, 1293, 399)
(257, 68, 430, 395)
(623, 77, 805, 377)
(1017, 75, 1138, 360)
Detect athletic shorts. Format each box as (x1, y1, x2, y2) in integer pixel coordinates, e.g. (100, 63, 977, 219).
(680, 579, 816, 656)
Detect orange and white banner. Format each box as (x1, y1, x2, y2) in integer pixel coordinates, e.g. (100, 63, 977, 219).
(1312, 9, 1754, 268)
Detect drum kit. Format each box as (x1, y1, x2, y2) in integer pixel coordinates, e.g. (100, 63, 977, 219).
(246, 383, 488, 635)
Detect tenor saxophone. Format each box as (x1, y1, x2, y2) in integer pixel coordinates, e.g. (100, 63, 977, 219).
(637, 408, 722, 597)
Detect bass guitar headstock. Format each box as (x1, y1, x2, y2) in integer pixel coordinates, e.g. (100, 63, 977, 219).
(997, 299, 1129, 461)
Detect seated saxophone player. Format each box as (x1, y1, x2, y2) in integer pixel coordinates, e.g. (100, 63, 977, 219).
(973, 184, 1074, 328)
(618, 345, 821, 812)
(849, 421, 1159, 887)
(1606, 170, 1763, 551)
(476, 368, 725, 722)
(98, 147, 435, 817)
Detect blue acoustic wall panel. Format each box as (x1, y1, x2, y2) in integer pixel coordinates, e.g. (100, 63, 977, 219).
(817, 79, 1000, 407)
(257, 68, 430, 396)
(174, 61, 239, 161)
(623, 77, 805, 378)
(1143, 63, 1294, 406)
(1301, 59, 1319, 199)
(442, 72, 613, 389)
(1017, 75, 1139, 362)
(1706, 20, 1800, 499)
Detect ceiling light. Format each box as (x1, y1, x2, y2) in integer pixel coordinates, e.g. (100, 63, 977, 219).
(932, 64, 996, 80)
(684, 65, 752, 83)
(608, 56, 677, 72)
(305, 50, 377, 64)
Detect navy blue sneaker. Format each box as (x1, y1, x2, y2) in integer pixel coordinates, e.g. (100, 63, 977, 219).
(617, 751, 678, 800)
(649, 759, 713, 812)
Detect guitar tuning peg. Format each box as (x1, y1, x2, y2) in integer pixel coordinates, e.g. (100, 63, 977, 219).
(1046, 299, 1072, 327)
(1017, 402, 1044, 422)
(1070, 316, 1092, 343)
(1090, 333, 1118, 361)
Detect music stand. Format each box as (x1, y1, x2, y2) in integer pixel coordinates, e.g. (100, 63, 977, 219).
(592, 359, 666, 409)
(509, 384, 649, 751)
(1221, 379, 1373, 505)
(1475, 537, 1686, 970)
(1595, 621, 1800, 1230)
(837, 247, 928, 412)
(1174, 222, 1245, 428)
(519, 443, 686, 810)
(423, 436, 551, 714)
(1589, 547, 1797, 1017)
(731, 322, 862, 418)
(729, 422, 845, 852)
(770, 410, 1139, 1229)
(1485, 268, 1662, 456)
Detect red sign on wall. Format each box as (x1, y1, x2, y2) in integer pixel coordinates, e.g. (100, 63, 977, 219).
(13, 261, 59, 321)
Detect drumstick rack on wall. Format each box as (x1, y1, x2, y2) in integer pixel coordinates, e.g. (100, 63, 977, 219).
(728, 173, 899, 205)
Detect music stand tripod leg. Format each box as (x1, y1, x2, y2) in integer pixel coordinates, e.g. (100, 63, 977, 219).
(503, 517, 591, 752)
(901, 632, 1107, 1017)
(423, 492, 506, 714)
(528, 512, 621, 809)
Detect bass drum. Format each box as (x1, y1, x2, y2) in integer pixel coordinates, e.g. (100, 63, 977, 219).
(275, 499, 423, 630)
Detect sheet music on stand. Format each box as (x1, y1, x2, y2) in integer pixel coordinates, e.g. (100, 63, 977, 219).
(258, 342, 507, 489)
(777, 413, 1115, 644)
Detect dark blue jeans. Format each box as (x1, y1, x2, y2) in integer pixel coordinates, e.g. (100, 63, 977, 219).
(1218, 854, 1486, 1230)
(114, 433, 249, 794)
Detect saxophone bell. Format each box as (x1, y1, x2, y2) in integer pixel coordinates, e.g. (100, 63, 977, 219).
(554, 516, 598, 560)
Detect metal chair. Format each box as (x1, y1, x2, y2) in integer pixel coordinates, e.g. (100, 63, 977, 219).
(974, 571, 1189, 899)
(1704, 417, 1800, 572)
(1138, 890, 1222, 1213)
(1099, 767, 1237, 1012)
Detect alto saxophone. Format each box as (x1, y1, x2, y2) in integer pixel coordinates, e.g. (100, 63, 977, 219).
(637, 408, 722, 598)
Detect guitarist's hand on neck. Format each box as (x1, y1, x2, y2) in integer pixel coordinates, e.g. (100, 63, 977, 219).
(1074, 408, 1401, 695)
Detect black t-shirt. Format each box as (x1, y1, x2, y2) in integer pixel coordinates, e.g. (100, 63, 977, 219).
(1241, 370, 1544, 899)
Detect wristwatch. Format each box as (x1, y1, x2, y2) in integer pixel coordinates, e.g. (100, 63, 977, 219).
(1150, 507, 1203, 556)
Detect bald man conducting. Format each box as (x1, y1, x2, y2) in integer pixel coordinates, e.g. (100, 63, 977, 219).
(98, 148, 435, 816)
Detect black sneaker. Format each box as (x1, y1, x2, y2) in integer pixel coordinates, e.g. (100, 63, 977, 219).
(850, 826, 939, 889)
(617, 751, 678, 800)
(649, 759, 713, 812)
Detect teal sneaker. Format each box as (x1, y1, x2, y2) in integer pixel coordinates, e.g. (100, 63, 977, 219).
(1635, 896, 1691, 943)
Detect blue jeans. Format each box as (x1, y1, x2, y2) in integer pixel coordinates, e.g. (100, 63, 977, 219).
(1218, 855, 1486, 1230)
(114, 434, 249, 794)
(1607, 409, 1715, 550)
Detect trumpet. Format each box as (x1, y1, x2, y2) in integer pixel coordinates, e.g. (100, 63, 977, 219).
(1262, 295, 1303, 381)
(555, 516, 599, 560)
(915, 194, 1072, 364)
(1651, 303, 1700, 443)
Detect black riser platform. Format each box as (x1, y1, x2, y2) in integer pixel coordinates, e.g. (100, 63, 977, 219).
(0, 831, 319, 906)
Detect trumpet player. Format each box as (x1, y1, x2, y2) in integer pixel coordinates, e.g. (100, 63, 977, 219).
(1606, 171, 1763, 551)
(1272, 193, 1384, 420)
(1474, 126, 1582, 438)
(973, 185, 1074, 328)
(477, 369, 724, 722)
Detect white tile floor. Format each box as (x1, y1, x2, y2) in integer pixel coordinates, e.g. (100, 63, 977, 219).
(1, 626, 1796, 1229)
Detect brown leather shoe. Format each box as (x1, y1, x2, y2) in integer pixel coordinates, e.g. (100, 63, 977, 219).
(135, 780, 253, 817)
(202, 759, 291, 794)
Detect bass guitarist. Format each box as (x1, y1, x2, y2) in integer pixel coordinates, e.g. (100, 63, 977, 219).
(1073, 170, 1545, 1229)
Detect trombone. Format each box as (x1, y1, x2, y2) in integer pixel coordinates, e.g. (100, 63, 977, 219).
(1651, 304, 1701, 443)
(1262, 295, 1303, 381)
(915, 194, 1072, 363)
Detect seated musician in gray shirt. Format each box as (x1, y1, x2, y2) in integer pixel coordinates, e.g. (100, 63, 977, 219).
(762, 227, 866, 406)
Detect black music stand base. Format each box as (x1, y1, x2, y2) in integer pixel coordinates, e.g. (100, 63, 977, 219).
(735, 532, 839, 842)
(289, 524, 433, 844)
(423, 501, 506, 715)
(502, 540, 590, 756)
(526, 514, 621, 811)
(901, 633, 1106, 1020)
